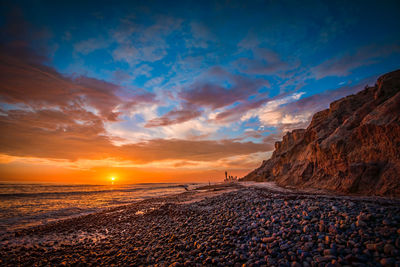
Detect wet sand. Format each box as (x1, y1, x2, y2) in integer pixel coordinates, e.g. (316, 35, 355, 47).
(1, 182, 400, 266)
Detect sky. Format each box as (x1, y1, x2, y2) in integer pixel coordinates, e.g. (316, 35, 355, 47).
(0, 0, 399, 184)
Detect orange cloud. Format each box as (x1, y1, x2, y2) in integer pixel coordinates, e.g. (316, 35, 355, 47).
(0, 108, 272, 162)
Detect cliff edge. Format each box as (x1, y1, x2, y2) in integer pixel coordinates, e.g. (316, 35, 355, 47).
(241, 69, 400, 196)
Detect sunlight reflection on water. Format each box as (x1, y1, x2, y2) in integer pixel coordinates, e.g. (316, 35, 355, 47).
(0, 183, 199, 232)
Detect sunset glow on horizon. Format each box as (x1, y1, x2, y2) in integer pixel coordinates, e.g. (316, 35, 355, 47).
(0, 1, 399, 184)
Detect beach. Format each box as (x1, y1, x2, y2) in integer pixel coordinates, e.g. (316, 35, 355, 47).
(1, 183, 400, 266)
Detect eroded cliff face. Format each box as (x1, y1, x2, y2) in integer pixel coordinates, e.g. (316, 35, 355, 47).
(241, 69, 400, 196)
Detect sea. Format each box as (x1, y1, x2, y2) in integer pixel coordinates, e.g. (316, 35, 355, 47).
(0, 183, 201, 233)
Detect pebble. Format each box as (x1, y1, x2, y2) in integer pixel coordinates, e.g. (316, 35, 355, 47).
(380, 257, 395, 266)
(0, 187, 399, 266)
(315, 255, 336, 263)
(384, 244, 395, 255)
(356, 220, 367, 227)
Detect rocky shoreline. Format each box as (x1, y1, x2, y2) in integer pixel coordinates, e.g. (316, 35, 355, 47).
(1, 184, 400, 266)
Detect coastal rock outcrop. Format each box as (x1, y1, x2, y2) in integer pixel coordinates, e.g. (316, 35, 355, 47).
(241, 69, 400, 196)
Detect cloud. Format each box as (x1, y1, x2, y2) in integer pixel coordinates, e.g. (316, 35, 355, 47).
(119, 139, 272, 163)
(111, 65, 153, 84)
(0, 45, 269, 164)
(184, 22, 214, 49)
(157, 116, 221, 140)
(112, 44, 138, 64)
(112, 69, 132, 82)
(236, 48, 291, 75)
(213, 98, 269, 123)
(144, 76, 164, 87)
(110, 15, 182, 66)
(0, 108, 111, 160)
(179, 68, 269, 109)
(121, 92, 157, 112)
(106, 109, 220, 144)
(0, 108, 272, 163)
(210, 90, 300, 124)
(74, 38, 110, 55)
(312, 44, 400, 79)
(145, 107, 202, 127)
(72, 76, 123, 121)
(0, 50, 156, 122)
(242, 92, 305, 125)
(241, 128, 278, 141)
(236, 34, 294, 76)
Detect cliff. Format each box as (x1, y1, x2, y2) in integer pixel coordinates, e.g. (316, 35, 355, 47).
(241, 69, 400, 196)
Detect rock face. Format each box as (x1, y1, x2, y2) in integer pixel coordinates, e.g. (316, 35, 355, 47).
(241, 69, 400, 196)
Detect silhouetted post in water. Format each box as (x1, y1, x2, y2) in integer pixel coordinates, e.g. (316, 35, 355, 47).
(225, 171, 227, 181)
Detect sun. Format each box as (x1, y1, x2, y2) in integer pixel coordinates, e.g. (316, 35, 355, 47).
(109, 176, 117, 185)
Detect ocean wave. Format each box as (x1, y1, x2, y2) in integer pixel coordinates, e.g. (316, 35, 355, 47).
(0, 184, 187, 198)
(0, 183, 199, 232)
